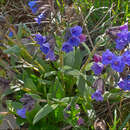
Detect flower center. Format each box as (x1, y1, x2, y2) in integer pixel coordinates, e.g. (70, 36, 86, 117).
(108, 56, 112, 60)
(114, 61, 119, 66)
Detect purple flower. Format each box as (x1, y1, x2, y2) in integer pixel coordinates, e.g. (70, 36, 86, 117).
(31, 7, 38, 14)
(115, 31, 129, 50)
(34, 13, 46, 24)
(34, 34, 46, 45)
(68, 36, 80, 47)
(40, 43, 50, 55)
(70, 26, 82, 37)
(94, 54, 102, 63)
(120, 23, 128, 31)
(91, 90, 103, 101)
(75, 104, 80, 110)
(28, 0, 38, 14)
(91, 62, 104, 75)
(79, 34, 86, 43)
(77, 117, 84, 126)
(62, 42, 73, 53)
(122, 50, 130, 66)
(16, 107, 26, 119)
(118, 78, 130, 91)
(115, 39, 127, 50)
(128, 31, 130, 43)
(8, 31, 13, 37)
(20, 94, 36, 111)
(28, 1, 36, 8)
(64, 29, 72, 41)
(46, 50, 56, 61)
(102, 49, 114, 65)
(111, 55, 125, 72)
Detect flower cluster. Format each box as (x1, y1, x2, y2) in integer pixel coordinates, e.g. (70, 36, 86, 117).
(63, 104, 84, 126)
(91, 54, 104, 75)
(115, 23, 130, 50)
(28, 0, 46, 24)
(34, 34, 56, 61)
(62, 26, 86, 53)
(102, 49, 130, 72)
(16, 94, 36, 119)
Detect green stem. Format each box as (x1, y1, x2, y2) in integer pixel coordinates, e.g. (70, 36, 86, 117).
(59, 51, 65, 89)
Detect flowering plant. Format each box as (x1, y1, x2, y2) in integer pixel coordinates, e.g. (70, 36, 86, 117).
(0, 0, 129, 129)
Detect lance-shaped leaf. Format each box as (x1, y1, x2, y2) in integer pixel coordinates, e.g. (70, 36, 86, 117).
(33, 104, 58, 124)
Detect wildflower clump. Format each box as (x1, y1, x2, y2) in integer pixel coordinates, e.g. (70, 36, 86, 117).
(62, 26, 86, 53)
(102, 49, 130, 73)
(34, 34, 56, 61)
(115, 23, 130, 50)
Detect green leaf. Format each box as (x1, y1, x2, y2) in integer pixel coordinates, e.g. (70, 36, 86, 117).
(85, 62, 93, 71)
(52, 77, 64, 98)
(73, 48, 82, 70)
(64, 69, 81, 77)
(24, 77, 36, 91)
(64, 51, 75, 67)
(28, 94, 41, 100)
(44, 71, 57, 78)
(26, 104, 41, 124)
(33, 104, 58, 124)
(4, 45, 20, 55)
(12, 102, 23, 110)
(17, 23, 23, 39)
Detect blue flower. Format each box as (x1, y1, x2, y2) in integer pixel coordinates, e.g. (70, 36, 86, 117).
(102, 49, 114, 65)
(34, 13, 46, 24)
(28, 1, 36, 8)
(91, 90, 103, 101)
(46, 50, 56, 61)
(40, 43, 50, 55)
(118, 78, 130, 91)
(8, 31, 13, 37)
(28, 0, 38, 14)
(16, 108, 26, 119)
(34, 34, 46, 45)
(62, 42, 73, 53)
(91, 62, 104, 75)
(70, 26, 82, 37)
(111, 55, 125, 72)
(31, 7, 38, 14)
(68, 36, 80, 47)
(115, 39, 127, 50)
(115, 31, 129, 50)
(128, 31, 130, 43)
(122, 50, 130, 66)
